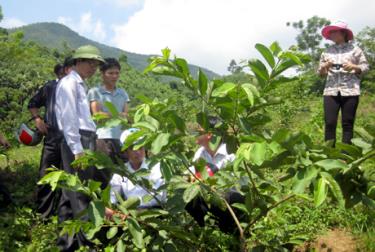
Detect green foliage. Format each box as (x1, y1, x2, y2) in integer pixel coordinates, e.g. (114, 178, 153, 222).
(0, 30, 57, 133)
(35, 41, 375, 251)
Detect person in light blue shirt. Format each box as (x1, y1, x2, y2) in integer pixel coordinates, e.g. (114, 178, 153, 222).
(87, 58, 130, 162)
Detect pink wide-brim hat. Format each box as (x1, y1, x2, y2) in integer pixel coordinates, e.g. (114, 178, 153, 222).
(322, 21, 354, 41)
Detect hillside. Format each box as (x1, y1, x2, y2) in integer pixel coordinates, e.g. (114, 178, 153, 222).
(8, 22, 220, 79)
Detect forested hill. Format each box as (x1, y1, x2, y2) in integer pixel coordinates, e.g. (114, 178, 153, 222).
(9, 22, 219, 79)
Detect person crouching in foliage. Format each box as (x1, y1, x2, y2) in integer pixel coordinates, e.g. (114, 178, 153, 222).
(105, 128, 166, 219)
(88, 58, 130, 164)
(54, 45, 110, 251)
(318, 21, 369, 146)
(186, 117, 245, 233)
(28, 58, 74, 219)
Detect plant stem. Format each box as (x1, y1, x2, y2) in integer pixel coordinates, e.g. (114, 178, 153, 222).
(244, 162, 260, 196)
(247, 194, 295, 230)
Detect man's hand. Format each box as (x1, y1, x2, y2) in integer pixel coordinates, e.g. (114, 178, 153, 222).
(319, 60, 333, 76)
(35, 117, 48, 135)
(343, 62, 361, 73)
(74, 152, 85, 160)
(105, 207, 128, 221)
(323, 61, 334, 70)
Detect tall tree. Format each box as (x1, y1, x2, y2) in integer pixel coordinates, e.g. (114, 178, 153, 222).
(227, 59, 241, 74)
(287, 16, 331, 61)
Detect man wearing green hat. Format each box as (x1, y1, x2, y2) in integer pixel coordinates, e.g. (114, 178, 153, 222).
(55, 45, 109, 251)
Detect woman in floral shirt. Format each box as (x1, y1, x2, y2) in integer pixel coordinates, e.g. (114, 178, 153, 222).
(318, 21, 369, 145)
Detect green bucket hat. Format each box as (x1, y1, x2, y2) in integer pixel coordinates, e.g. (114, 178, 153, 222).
(72, 45, 105, 62)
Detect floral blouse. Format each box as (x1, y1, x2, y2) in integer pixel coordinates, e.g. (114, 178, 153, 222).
(318, 43, 369, 96)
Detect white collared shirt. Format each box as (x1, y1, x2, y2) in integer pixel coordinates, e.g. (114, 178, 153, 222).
(55, 70, 96, 155)
(109, 160, 166, 208)
(191, 143, 235, 173)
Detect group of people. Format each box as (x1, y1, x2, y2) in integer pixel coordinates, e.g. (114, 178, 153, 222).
(24, 44, 239, 251)
(0, 21, 369, 251)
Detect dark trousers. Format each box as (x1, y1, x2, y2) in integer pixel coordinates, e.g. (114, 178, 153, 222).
(57, 130, 109, 252)
(324, 94, 359, 145)
(36, 129, 63, 218)
(185, 190, 245, 233)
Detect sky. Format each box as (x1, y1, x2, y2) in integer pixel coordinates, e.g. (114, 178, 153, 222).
(1, 0, 374, 74)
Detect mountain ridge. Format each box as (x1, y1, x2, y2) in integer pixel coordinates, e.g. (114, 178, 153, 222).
(9, 22, 220, 79)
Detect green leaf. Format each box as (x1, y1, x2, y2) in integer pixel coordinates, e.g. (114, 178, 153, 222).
(105, 246, 115, 252)
(175, 57, 190, 77)
(183, 184, 200, 203)
(116, 240, 125, 252)
(280, 51, 303, 66)
(137, 209, 169, 220)
(160, 160, 173, 182)
(211, 82, 236, 97)
(88, 200, 105, 227)
(320, 172, 345, 208)
(198, 68, 208, 96)
(162, 47, 171, 59)
(272, 59, 298, 77)
(101, 186, 111, 205)
(104, 118, 124, 128)
(231, 203, 249, 214)
(351, 138, 372, 153)
(104, 101, 119, 117)
(122, 130, 147, 151)
(38, 170, 64, 191)
(132, 121, 157, 132)
(315, 159, 348, 171)
(122, 197, 141, 210)
(106, 226, 118, 240)
(314, 177, 328, 207)
(270, 41, 282, 56)
(196, 112, 209, 130)
(151, 133, 170, 154)
(248, 59, 269, 81)
(88, 180, 101, 193)
(292, 167, 318, 194)
(127, 217, 144, 249)
(241, 83, 258, 106)
(255, 43, 275, 68)
(249, 142, 267, 166)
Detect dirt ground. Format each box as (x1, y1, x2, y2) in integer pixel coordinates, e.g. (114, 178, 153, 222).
(295, 229, 362, 252)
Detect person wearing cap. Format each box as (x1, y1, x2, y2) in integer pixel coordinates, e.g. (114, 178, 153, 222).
(87, 58, 130, 163)
(28, 58, 74, 219)
(318, 21, 369, 145)
(54, 45, 108, 251)
(105, 128, 166, 219)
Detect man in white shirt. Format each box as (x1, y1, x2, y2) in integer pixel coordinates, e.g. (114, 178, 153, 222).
(54, 45, 108, 251)
(105, 128, 166, 219)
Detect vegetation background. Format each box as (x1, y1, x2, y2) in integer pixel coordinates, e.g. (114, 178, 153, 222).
(0, 4, 374, 251)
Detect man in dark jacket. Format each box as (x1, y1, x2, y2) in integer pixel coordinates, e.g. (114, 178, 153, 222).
(28, 58, 74, 218)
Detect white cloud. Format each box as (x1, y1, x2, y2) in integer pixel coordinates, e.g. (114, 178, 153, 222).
(0, 17, 26, 28)
(111, 0, 375, 74)
(57, 12, 107, 41)
(92, 0, 144, 8)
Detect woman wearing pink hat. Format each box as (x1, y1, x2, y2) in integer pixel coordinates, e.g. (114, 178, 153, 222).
(318, 21, 369, 146)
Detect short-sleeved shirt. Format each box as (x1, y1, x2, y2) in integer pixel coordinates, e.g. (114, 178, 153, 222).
(318, 43, 369, 96)
(87, 86, 130, 139)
